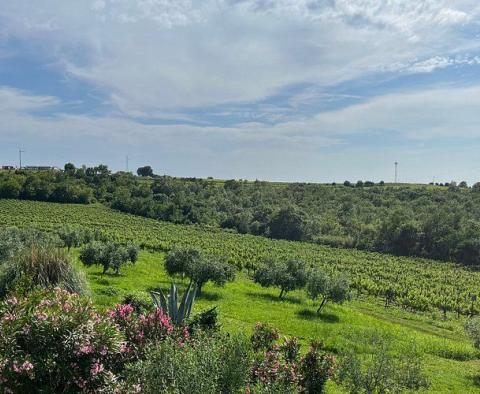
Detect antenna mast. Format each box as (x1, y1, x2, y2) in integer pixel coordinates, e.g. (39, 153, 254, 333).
(19, 149, 25, 169)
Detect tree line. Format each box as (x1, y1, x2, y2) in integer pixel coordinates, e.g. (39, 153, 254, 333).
(3, 163, 480, 266)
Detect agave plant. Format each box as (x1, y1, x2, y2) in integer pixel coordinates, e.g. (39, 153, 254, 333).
(150, 282, 197, 325)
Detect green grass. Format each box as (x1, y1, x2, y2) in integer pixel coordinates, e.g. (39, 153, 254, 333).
(82, 251, 480, 393)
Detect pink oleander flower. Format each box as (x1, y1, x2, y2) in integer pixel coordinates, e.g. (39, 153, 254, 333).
(119, 343, 128, 353)
(78, 344, 94, 355)
(90, 362, 104, 376)
(34, 312, 48, 321)
(2, 313, 16, 322)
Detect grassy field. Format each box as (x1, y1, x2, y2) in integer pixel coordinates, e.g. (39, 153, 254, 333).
(81, 251, 480, 393)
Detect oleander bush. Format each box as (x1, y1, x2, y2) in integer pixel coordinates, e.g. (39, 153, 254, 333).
(248, 323, 336, 394)
(0, 288, 123, 392)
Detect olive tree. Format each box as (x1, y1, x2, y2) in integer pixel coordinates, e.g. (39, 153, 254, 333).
(57, 226, 84, 251)
(79, 241, 139, 275)
(165, 248, 236, 293)
(165, 248, 202, 279)
(253, 259, 307, 299)
(188, 256, 236, 294)
(306, 270, 351, 314)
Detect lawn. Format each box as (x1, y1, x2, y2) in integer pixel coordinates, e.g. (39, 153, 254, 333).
(82, 251, 480, 393)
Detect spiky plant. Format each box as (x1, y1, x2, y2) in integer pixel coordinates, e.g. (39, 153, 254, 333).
(150, 283, 197, 325)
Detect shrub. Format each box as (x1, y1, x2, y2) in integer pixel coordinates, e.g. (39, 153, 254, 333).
(126, 333, 251, 394)
(249, 327, 336, 394)
(337, 330, 429, 394)
(253, 259, 307, 299)
(107, 303, 176, 360)
(0, 244, 89, 297)
(0, 288, 123, 392)
(0, 227, 61, 263)
(299, 341, 336, 394)
(251, 322, 280, 352)
(465, 317, 480, 349)
(122, 292, 153, 315)
(188, 307, 220, 333)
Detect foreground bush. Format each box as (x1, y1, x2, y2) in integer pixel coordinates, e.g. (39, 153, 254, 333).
(126, 333, 251, 394)
(249, 323, 336, 394)
(337, 330, 429, 393)
(0, 288, 122, 392)
(0, 243, 89, 297)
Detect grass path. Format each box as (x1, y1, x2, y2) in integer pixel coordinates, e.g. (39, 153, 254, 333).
(82, 251, 480, 393)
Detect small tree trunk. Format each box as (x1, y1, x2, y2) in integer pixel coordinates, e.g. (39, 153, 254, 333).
(317, 297, 327, 314)
(279, 288, 285, 299)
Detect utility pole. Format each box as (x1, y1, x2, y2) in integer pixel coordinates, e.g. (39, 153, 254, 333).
(394, 162, 398, 184)
(19, 149, 25, 169)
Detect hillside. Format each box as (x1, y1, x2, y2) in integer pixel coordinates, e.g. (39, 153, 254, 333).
(1, 199, 480, 392)
(2, 168, 480, 266)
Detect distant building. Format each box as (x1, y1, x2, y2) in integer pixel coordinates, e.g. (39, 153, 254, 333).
(23, 166, 59, 172)
(1, 166, 15, 171)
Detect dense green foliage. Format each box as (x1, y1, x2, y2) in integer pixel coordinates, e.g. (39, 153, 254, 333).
(2, 199, 480, 316)
(3, 165, 480, 265)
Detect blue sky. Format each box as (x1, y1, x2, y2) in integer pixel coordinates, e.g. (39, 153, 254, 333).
(1, 0, 480, 183)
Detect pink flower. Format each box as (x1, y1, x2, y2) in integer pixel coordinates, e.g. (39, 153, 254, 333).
(34, 312, 48, 321)
(2, 313, 16, 322)
(22, 361, 33, 371)
(78, 344, 94, 354)
(90, 362, 104, 376)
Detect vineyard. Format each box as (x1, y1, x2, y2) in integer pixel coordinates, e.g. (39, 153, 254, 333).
(0, 199, 479, 316)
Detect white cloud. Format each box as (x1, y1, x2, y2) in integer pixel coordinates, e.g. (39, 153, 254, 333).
(0, 1, 478, 116)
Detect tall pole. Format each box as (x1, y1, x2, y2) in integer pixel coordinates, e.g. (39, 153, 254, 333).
(395, 162, 398, 184)
(126, 155, 129, 172)
(19, 149, 25, 169)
